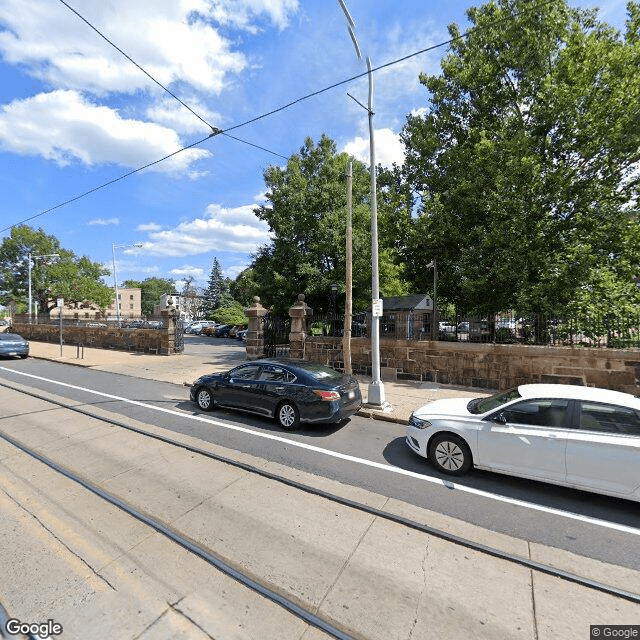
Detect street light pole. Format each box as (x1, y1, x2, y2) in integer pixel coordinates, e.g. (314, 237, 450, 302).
(112, 242, 143, 325)
(338, 0, 385, 406)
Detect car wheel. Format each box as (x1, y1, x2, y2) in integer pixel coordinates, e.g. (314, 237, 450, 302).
(428, 433, 472, 476)
(195, 387, 214, 411)
(276, 401, 300, 431)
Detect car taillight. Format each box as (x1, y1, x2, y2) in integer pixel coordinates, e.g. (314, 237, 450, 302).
(314, 390, 341, 401)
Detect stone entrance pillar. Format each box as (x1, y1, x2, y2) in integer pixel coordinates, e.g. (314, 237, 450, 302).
(160, 299, 177, 355)
(245, 296, 268, 360)
(289, 294, 312, 360)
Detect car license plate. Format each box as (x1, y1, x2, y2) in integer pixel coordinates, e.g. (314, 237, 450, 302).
(347, 390, 355, 399)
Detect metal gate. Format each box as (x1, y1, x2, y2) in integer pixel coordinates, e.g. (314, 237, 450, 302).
(174, 318, 184, 352)
(262, 313, 290, 358)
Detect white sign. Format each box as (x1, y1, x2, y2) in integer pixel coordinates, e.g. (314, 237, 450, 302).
(56, 298, 64, 308)
(372, 299, 383, 317)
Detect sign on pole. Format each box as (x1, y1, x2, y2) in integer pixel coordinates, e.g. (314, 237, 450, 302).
(371, 298, 383, 317)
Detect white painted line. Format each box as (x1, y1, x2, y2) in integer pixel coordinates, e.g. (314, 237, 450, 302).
(2, 366, 640, 536)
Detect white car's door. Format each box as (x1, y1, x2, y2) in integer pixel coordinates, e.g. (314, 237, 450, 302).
(565, 401, 640, 498)
(477, 398, 569, 482)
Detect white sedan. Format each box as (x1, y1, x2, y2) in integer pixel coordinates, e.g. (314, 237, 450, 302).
(406, 384, 640, 502)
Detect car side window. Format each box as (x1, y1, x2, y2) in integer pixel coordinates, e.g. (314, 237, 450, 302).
(578, 402, 640, 435)
(259, 367, 295, 383)
(500, 399, 569, 427)
(231, 365, 261, 381)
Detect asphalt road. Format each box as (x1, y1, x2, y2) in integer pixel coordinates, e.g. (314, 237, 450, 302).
(1, 356, 639, 572)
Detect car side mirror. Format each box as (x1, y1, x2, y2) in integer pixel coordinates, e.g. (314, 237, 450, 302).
(492, 412, 507, 424)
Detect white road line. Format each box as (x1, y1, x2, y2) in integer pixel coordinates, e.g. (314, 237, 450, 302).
(2, 366, 640, 536)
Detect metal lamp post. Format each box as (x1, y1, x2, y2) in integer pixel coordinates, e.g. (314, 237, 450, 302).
(28, 252, 60, 323)
(338, 0, 385, 406)
(112, 242, 143, 325)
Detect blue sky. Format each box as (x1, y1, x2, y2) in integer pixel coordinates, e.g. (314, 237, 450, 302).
(0, 0, 631, 291)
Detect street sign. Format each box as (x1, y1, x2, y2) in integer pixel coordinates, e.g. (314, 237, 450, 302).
(372, 299, 383, 317)
(56, 298, 64, 308)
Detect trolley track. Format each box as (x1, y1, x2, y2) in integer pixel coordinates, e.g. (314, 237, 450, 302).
(1, 377, 639, 615)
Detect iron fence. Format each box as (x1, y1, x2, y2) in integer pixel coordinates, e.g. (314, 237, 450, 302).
(10, 314, 168, 329)
(305, 311, 640, 348)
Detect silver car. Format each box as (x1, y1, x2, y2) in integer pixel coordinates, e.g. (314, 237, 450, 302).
(0, 332, 29, 359)
(406, 384, 640, 502)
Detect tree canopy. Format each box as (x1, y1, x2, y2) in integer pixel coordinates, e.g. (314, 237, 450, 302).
(400, 0, 640, 315)
(123, 277, 175, 316)
(0, 225, 113, 313)
(251, 134, 408, 313)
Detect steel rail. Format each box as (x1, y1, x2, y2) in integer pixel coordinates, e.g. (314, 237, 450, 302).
(0, 425, 354, 640)
(1, 378, 640, 606)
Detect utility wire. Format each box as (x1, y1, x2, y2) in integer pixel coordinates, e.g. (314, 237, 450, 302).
(57, 0, 287, 160)
(3, 0, 560, 234)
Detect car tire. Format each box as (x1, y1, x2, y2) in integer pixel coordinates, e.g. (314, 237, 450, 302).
(195, 387, 214, 411)
(428, 433, 472, 476)
(276, 401, 300, 431)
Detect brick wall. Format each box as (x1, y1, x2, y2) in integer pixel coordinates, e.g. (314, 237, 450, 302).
(304, 336, 640, 394)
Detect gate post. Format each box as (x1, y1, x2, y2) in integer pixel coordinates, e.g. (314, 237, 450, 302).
(289, 294, 312, 360)
(160, 300, 177, 355)
(245, 296, 268, 360)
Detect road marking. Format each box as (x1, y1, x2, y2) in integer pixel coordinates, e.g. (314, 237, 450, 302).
(3, 366, 640, 536)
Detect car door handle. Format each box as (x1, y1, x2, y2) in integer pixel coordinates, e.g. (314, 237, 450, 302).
(274, 386, 285, 391)
(240, 384, 251, 388)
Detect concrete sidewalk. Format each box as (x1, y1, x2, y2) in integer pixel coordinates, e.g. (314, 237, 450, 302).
(25, 340, 491, 424)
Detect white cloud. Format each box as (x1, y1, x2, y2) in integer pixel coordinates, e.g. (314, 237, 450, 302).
(0, 90, 210, 173)
(139, 202, 271, 257)
(137, 222, 164, 232)
(0, 1, 253, 95)
(343, 128, 405, 168)
(170, 266, 206, 279)
(88, 217, 120, 226)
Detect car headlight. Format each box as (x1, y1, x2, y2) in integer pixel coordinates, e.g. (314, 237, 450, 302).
(409, 414, 431, 429)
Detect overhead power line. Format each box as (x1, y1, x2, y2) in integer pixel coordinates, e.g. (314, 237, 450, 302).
(3, 0, 560, 234)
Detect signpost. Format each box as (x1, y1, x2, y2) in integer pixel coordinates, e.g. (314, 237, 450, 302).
(57, 298, 64, 356)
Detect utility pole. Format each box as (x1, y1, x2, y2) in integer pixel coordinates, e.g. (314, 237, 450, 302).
(343, 160, 353, 374)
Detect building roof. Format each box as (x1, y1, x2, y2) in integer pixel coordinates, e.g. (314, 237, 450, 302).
(382, 295, 433, 311)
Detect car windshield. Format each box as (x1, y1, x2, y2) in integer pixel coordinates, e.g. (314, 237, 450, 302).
(468, 388, 522, 414)
(298, 363, 343, 380)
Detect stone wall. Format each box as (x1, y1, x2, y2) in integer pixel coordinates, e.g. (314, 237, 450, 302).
(304, 336, 640, 394)
(13, 323, 167, 355)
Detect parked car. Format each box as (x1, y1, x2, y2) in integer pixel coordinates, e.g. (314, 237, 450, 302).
(236, 329, 248, 341)
(406, 383, 640, 502)
(214, 324, 232, 337)
(0, 332, 29, 359)
(438, 321, 456, 334)
(457, 321, 470, 333)
(190, 359, 362, 430)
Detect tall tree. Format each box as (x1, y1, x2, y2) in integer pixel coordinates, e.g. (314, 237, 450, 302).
(123, 277, 175, 316)
(252, 134, 406, 313)
(0, 225, 112, 312)
(203, 257, 224, 313)
(401, 0, 640, 315)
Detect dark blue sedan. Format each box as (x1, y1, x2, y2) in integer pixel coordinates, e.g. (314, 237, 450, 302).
(190, 359, 362, 430)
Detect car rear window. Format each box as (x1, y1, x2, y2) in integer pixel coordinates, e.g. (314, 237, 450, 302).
(298, 364, 343, 381)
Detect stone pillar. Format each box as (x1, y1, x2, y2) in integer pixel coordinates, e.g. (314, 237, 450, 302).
(245, 296, 268, 360)
(160, 302, 177, 355)
(288, 294, 312, 360)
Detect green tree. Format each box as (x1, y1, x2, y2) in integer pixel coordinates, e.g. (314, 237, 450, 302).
(401, 0, 640, 315)
(203, 257, 224, 313)
(0, 225, 112, 313)
(229, 268, 260, 307)
(123, 277, 175, 316)
(252, 134, 406, 313)
(212, 301, 249, 326)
